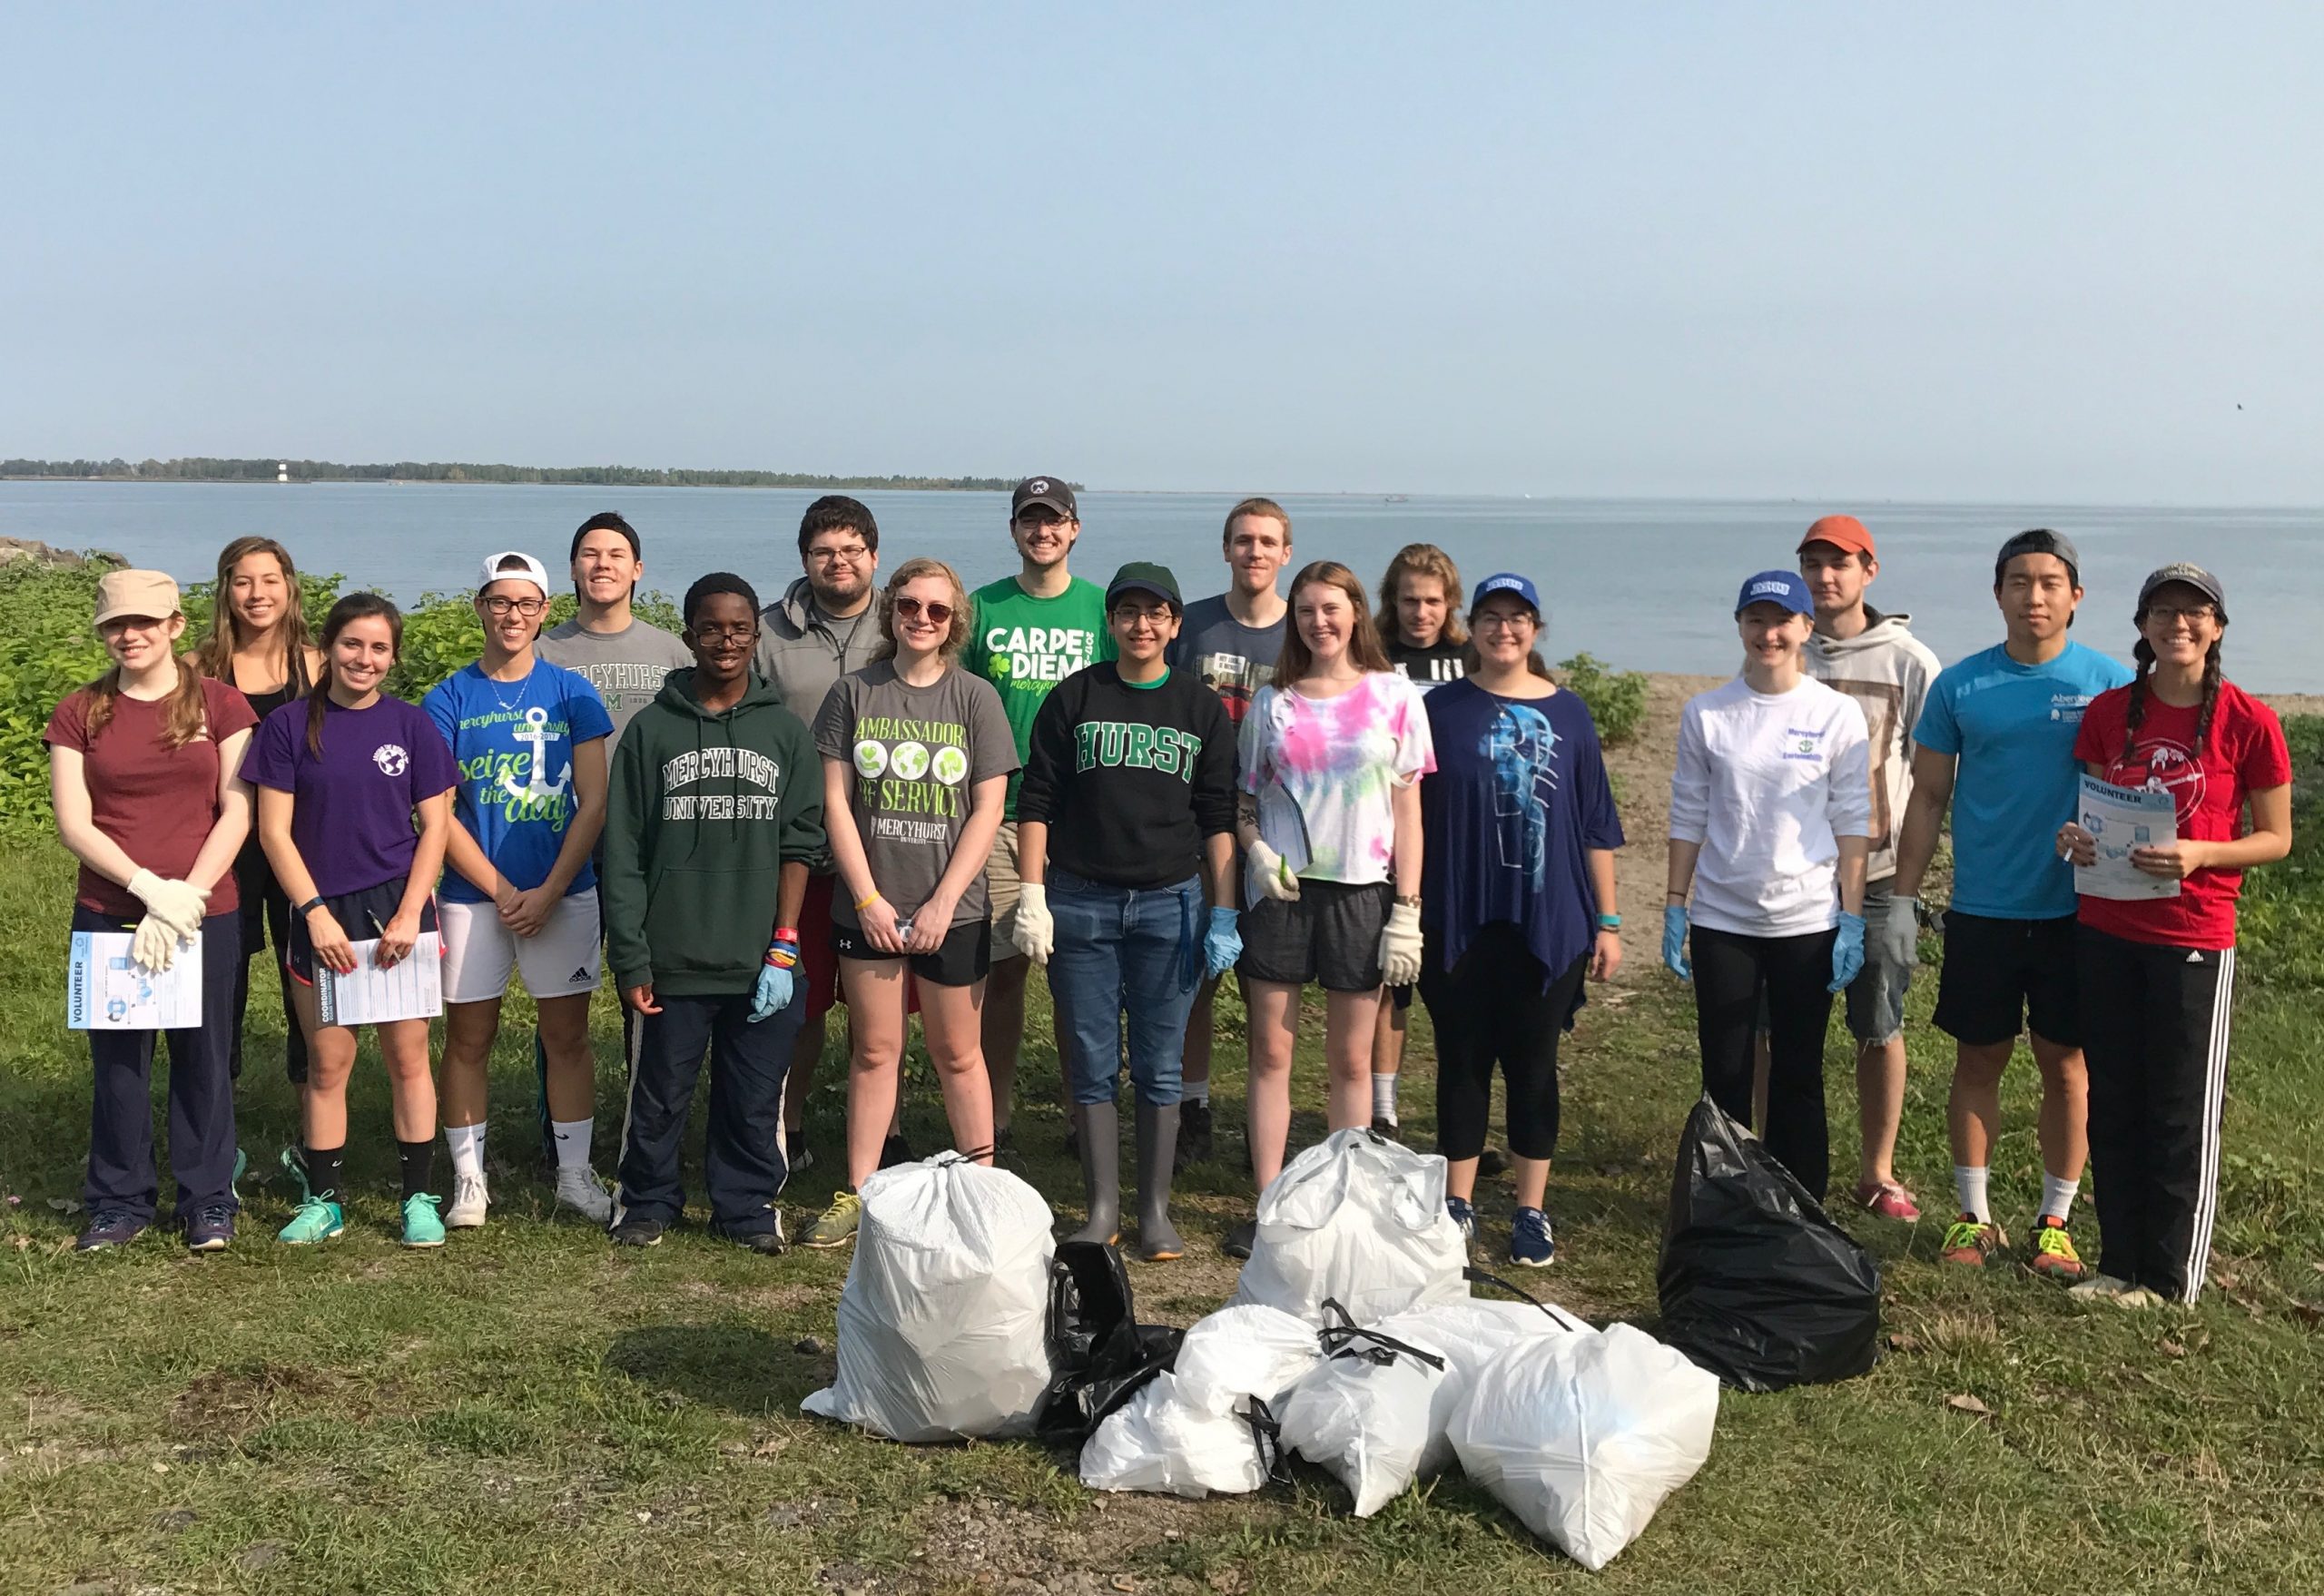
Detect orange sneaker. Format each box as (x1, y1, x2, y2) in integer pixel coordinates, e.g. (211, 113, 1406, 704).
(2025, 1216, 2087, 1282)
(1939, 1214, 2007, 1266)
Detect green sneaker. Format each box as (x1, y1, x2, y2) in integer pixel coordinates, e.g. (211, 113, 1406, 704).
(279, 1145, 311, 1203)
(801, 1190, 862, 1250)
(401, 1193, 446, 1249)
(231, 1146, 249, 1202)
(278, 1197, 344, 1245)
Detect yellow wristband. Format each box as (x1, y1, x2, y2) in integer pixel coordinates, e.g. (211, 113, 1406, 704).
(854, 890, 882, 911)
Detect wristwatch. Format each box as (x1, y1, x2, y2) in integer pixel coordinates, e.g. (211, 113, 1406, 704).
(297, 896, 326, 917)
(1395, 893, 1422, 907)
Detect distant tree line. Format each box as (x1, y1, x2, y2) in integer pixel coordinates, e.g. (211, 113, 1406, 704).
(0, 458, 1063, 492)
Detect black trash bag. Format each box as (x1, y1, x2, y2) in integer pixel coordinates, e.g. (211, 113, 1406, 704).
(1657, 1095, 1881, 1392)
(1031, 1241, 1183, 1444)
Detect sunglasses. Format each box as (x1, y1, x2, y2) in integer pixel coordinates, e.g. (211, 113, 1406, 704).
(892, 596, 954, 626)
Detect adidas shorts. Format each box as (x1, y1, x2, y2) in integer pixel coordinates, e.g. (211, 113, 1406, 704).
(440, 888, 604, 1006)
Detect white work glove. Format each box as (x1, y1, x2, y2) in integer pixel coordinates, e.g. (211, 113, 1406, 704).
(129, 869, 209, 940)
(1247, 840, 1302, 901)
(1377, 901, 1423, 989)
(1011, 881, 1055, 965)
(131, 914, 180, 973)
(1878, 895, 1922, 971)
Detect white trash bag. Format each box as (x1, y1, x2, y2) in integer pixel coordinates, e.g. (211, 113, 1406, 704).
(1449, 1322, 1720, 1571)
(1228, 1128, 1469, 1325)
(803, 1157, 1055, 1442)
(1079, 1303, 1321, 1500)
(1373, 1293, 1590, 1478)
(1275, 1305, 1453, 1517)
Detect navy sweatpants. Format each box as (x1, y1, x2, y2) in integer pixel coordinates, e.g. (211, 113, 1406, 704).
(77, 906, 242, 1221)
(612, 986, 803, 1236)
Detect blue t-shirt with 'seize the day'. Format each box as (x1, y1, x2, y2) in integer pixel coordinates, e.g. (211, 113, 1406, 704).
(1914, 639, 2132, 921)
(422, 658, 614, 902)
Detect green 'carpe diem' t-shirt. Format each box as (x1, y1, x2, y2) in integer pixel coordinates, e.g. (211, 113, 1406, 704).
(961, 575, 1115, 816)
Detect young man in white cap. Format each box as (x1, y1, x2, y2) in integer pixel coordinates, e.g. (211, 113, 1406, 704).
(423, 551, 615, 1228)
(962, 477, 1114, 1147)
(1891, 529, 2132, 1280)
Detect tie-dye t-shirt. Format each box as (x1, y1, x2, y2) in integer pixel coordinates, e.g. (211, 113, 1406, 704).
(1418, 680, 1625, 990)
(1236, 672, 1435, 885)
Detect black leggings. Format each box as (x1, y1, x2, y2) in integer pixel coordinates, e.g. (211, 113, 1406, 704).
(1419, 925, 1589, 1163)
(1690, 924, 1837, 1198)
(231, 865, 309, 1084)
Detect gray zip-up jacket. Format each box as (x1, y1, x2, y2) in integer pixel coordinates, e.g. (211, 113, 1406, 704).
(753, 576, 881, 724)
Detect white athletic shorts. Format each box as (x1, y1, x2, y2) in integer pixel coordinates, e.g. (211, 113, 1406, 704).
(440, 888, 604, 1006)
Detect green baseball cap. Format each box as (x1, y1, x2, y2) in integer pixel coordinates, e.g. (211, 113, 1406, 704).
(1106, 561, 1182, 610)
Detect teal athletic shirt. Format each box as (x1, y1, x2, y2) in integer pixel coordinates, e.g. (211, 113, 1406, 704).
(1914, 639, 2132, 921)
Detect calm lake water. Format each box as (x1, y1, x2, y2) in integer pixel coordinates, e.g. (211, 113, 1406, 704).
(5, 482, 2319, 688)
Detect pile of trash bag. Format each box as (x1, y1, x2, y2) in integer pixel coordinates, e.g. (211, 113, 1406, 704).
(1227, 1128, 1470, 1325)
(803, 1156, 1056, 1442)
(1078, 1302, 1319, 1498)
(1658, 1096, 1883, 1392)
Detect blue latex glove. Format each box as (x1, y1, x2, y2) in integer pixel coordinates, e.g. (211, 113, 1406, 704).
(1662, 903, 1691, 982)
(1828, 911, 1867, 993)
(749, 958, 795, 1023)
(1204, 905, 1243, 980)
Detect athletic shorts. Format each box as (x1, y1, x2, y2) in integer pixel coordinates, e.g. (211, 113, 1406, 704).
(1934, 911, 2082, 1049)
(441, 888, 603, 1005)
(285, 880, 439, 986)
(1238, 880, 1393, 992)
(832, 915, 992, 990)
(799, 872, 842, 1021)
(984, 820, 1025, 955)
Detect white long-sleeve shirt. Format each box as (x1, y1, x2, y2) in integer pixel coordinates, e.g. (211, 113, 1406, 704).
(1669, 676, 1873, 937)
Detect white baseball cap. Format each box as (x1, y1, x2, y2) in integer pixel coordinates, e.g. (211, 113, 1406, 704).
(477, 550, 552, 597)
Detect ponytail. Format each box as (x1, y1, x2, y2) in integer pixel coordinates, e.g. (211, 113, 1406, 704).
(82, 655, 211, 750)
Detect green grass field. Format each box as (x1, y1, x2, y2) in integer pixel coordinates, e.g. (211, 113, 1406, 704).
(5, 828, 2322, 1594)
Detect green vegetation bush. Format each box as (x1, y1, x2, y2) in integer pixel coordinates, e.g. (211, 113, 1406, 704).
(2236, 712, 2324, 989)
(1555, 650, 1649, 746)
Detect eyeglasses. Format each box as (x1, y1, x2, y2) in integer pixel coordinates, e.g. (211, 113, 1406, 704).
(690, 624, 759, 644)
(480, 596, 547, 617)
(2145, 605, 2216, 625)
(1474, 611, 1536, 632)
(808, 543, 872, 564)
(892, 596, 954, 626)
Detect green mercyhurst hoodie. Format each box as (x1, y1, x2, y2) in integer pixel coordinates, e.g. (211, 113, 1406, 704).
(602, 669, 825, 996)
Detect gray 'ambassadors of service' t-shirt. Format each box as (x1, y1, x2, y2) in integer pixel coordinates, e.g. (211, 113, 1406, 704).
(812, 659, 1017, 931)
(538, 616, 694, 744)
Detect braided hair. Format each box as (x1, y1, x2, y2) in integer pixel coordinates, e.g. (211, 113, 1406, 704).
(2123, 620, 2227, 763)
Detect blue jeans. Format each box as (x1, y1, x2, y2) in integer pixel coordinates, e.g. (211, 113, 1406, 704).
(1047, 869, 1203, 1108)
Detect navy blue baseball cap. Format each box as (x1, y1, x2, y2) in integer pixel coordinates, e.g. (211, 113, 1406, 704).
(1734, 569, 1814, 617)
(1471, 572, 1541, 614)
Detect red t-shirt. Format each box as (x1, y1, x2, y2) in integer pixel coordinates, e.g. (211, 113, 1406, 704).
(2072, 681, 2291, 950)
(44, 676, 260, 919)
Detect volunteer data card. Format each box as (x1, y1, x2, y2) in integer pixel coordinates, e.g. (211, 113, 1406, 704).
(317, 933, 445, 1027)
(2073, 773, 2183, 901)
(67, 932, 202, 1030)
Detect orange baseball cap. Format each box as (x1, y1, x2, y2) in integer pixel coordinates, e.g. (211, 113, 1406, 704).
(1798, 514, 1875, 559)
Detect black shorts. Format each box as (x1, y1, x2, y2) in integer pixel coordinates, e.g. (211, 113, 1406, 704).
(285, 880, 438, 984)
(1238, 881, 1393, 992)
(832, 916, 992, 990)
(1933, 911, 2083, 1049)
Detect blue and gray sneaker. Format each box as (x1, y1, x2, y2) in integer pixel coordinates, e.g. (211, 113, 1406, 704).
(1510, 1206, 1556, 1268)
(1446, 1195, 1477, 1243)
(278, 1197, 344, 1245)
(183, 1202, 236, 1253)
(75, 1208, 147, 1252)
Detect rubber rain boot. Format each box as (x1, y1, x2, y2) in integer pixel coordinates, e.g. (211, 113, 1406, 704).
(1135, 1100, 1186, 1261)
(1067, 1100, 1121, 1246)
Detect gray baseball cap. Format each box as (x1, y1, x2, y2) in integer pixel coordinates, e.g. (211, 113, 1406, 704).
(2137, 562, 2228, 622)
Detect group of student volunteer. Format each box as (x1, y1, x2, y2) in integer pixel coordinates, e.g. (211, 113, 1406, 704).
(48, 483, 2292, 1309)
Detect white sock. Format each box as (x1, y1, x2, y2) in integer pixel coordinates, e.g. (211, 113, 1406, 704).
(2040, 1173, 2080, 1225)
(551, 1118, 594, 1172)
(1953, 1165, 1990, 1223)
(1185, 1080, 1210, 1107)
(1372, 1073, 1398, 1125)
(447, 1122, 486, 1181)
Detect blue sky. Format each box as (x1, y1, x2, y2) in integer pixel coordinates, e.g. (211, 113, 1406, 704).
(7, 4, 2320, 501)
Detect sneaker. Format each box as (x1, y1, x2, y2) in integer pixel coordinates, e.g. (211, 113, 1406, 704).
(75, 1208, 147, 1252)
(1855, 1180, 1923, 1223)
(1511, 1207, 1556, 1269)
(183, 1203, 235, 1253)
(231, 1147, 248, 1202)
(879, 1133, 913, 1170)
(279, 1144, 311, 1202)
(554, 1167, 614, 1224)
(991, 1124, 1016, 1157)
(2026, 1217, 2087, 1282)
(277, 1197, 345, 1245)
(609, 1216, 665, 1247)
(1221, 1218, 1257, 1260)
(1371, 1115, 1399, 1139)
(718, 1220, 788, 1256)
(2112, 1286, 2167, 1310)
(400, 1193, 446, 1248)
(1939, 1214, 2007, 1267)
(2066, 1273, 2134, 1304)
(786, 1140, 816, 1175)
(1445, 1196, 1476, 1242)
(444, 1173, 489, 1229)
(802, 1191, 862, 1250)
(1176, 1100, 1214, 1171)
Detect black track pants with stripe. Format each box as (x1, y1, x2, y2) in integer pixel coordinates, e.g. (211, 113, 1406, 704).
(2076, 923, 2233, 1303)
